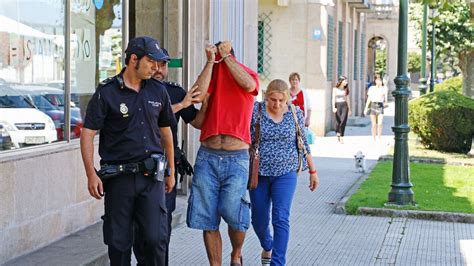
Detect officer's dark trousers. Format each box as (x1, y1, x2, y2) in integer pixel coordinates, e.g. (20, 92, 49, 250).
(103, 172, 168, 266)
(134, 176, 177, 266)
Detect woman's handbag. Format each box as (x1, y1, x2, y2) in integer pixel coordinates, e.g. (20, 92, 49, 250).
(290, 104, 308, 175)
(248, 103, 262, 190)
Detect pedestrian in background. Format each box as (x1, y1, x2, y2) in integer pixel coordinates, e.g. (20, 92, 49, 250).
(289, 72, 312, 127)
(250, 79, 318, 266)
(331, 75, 351, 143)
(80, 36, 176, 266)
(133, 48, 208, 266)
(364, 74, 388, 141)
(186, 41, 259, 266)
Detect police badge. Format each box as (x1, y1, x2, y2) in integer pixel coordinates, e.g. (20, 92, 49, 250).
(120, 103, 129, 117)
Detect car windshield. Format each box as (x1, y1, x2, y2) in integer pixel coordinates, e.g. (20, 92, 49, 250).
(0, 95, 35, 108)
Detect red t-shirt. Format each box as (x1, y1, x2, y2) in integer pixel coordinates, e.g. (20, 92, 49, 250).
(200, 56, 259, 144)
(292, 90, 305, 113)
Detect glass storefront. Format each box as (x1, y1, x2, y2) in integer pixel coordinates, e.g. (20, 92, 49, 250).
(0, 0, 123, 151)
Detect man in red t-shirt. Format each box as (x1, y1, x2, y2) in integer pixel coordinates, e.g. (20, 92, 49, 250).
(186, 41, 259, 266)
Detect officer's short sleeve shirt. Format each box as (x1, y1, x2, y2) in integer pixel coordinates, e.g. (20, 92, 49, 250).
(84, 72, 176, 164)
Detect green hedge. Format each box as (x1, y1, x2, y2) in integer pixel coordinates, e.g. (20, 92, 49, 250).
(434, 76, 462, 94)
(409, 90, 474, 154)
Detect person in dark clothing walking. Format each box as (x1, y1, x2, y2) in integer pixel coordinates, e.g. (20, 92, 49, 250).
(133, 48, 208, 266)
(80, 36, 176, 266)
(331, 75, 351, 143)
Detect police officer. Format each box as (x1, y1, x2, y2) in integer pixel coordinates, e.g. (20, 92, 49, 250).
(133, 48, 208, 266)
(80, 36, 176, 266)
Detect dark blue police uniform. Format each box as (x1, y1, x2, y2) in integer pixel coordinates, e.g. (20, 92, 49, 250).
(84, 69, 176, 266)
(133, 80, 198, 266)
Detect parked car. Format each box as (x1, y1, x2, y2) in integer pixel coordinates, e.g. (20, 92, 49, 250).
(12, 85, 83, 140)
(0, 85, 57, 148)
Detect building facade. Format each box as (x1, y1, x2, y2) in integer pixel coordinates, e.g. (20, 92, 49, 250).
(258, 0, 370, 136)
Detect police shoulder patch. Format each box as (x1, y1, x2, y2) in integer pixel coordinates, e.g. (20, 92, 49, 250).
(96, 76, 116, 91)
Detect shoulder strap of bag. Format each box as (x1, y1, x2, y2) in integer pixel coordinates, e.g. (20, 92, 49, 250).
(254, 102, 262, 152)
(290, 104, 308, 156)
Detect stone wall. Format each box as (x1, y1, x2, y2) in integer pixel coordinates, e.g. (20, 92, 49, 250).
(0, 142, 103, 264)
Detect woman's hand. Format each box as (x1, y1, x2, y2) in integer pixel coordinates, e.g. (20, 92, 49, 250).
(332, 107, 337, 113)
(348, 109, 352, 116)
(309, 173, 319, 191)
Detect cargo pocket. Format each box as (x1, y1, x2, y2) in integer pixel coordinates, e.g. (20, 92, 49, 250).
(239, 197, 251, 230)
(101, 215, 112, 246)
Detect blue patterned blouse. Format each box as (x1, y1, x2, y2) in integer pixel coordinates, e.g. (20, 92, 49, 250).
(250, 101, 311, 177)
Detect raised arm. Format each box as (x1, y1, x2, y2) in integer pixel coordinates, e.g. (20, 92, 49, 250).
(191, 45, 216, 103)
(218, 41, 256, 92)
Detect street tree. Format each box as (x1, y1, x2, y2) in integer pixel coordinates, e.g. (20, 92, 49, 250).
(409, 0, 474, 97)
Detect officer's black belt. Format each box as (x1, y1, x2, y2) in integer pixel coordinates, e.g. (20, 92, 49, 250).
(97, 158, 156, 181)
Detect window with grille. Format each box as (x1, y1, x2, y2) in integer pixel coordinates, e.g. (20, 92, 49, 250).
(327, 15, 334, 81)
(354, 30, 358, 80)
(337, 21, 344, 78)
(258, 12, 272, 80)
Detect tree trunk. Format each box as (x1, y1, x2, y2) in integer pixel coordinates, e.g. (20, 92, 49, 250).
(459, 50, 474, 98)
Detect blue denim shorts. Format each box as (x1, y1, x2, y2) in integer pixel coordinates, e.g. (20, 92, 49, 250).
(186, 146, 250, 232)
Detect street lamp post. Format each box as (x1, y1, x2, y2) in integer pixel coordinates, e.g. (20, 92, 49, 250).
(418, 3, 428, 95)
(429, 0, 442, 92)
(388, 0, 414, 205)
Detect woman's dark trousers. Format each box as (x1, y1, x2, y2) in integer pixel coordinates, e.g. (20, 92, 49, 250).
(335, 102, 349, 136)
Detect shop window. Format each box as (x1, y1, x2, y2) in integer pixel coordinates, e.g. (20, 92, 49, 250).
(0, 1, 65, 150)
(0, 0, 123, 153)
(71, 0, 122, 141)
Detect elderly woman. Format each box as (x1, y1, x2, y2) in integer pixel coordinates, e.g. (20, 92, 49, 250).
(250, 79, 319, 266)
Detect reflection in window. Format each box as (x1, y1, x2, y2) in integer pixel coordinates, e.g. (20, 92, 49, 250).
(71, 0, 122, 132)
(0, 0, 64, 150)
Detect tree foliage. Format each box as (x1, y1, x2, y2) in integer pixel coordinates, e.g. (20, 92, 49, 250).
(408, 52, 421, 73)
(409, 1, 473, 61)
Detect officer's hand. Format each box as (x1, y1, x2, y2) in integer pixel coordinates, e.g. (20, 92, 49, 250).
(218, 41, 232, 58)
(182, 84, 201, 106)
(165, 173, 176, 193)
(205, 44, 217, 62)
(87, 173, 104, 200)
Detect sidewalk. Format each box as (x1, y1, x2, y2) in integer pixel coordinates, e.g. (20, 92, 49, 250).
(6, 103, 473, 265)
(168, 103, 473, 265)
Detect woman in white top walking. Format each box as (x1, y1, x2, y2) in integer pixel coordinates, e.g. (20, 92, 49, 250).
(332, 76, 351, 143)
(364, 74, 388, 141)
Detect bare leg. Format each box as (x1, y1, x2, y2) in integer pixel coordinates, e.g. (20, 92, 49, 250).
(370, 115, 377, 141)
(377, 114, 384, 139)
(204, 230, 222, 266)
(228, 226, 246, 264)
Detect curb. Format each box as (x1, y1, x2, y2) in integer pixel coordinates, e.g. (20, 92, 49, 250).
(334, 168, 375, 214)
(358, 207, 474, 224)
(334, 157, 474, 224)
(379, 155, 474, 167)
